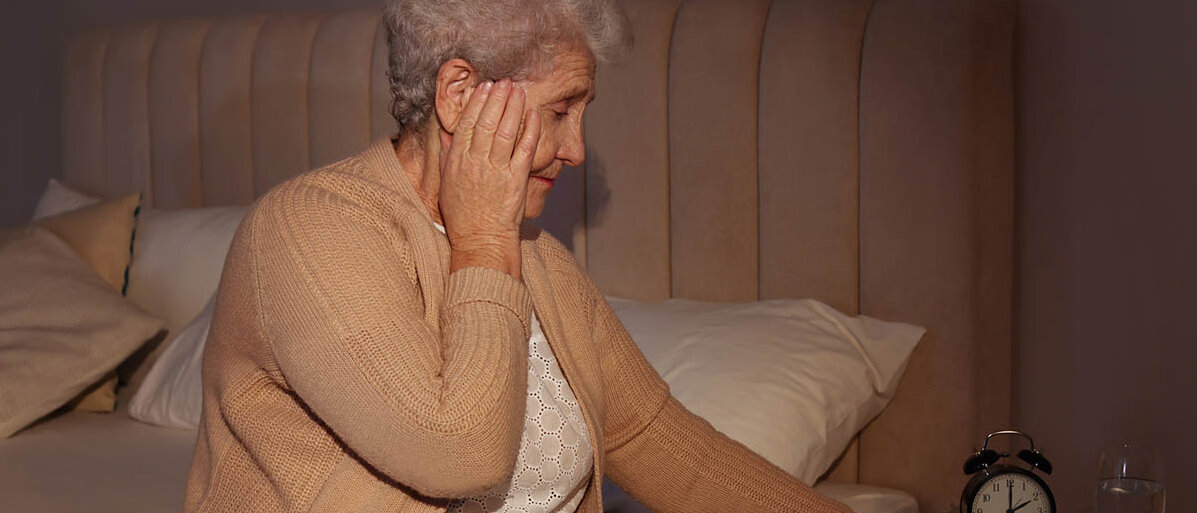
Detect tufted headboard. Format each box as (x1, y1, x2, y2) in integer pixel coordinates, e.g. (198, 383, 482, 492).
(59, 0, 1014, 510)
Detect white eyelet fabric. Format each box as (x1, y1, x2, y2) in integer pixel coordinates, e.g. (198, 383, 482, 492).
(433, 224, 594, 513)
(448, 310, 594, 513)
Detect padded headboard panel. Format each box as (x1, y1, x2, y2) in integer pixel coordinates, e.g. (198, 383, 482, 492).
(60, 1, 1014, 510)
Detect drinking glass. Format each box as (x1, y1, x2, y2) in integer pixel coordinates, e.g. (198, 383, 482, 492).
(1095, 443, 1166, 513)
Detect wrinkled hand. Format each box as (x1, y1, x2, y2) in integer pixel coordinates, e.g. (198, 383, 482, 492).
(439, 79, 542, 279)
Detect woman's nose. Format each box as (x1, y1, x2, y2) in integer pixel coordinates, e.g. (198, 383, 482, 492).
(556, 123, 585, 167)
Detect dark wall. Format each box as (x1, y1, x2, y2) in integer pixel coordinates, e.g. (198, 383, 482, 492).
(1, 1, 62, 228)
(1015, 0, 1197, 511)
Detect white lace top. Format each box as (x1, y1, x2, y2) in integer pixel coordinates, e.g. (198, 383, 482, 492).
(435, 224, 594, 513)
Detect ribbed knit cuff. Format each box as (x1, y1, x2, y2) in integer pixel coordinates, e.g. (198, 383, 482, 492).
(445, 266, 534, 338)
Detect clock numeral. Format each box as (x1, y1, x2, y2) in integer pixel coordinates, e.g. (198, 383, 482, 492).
(973, 477, 1052, 513)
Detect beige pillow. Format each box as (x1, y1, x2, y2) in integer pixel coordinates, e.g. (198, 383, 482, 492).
(36, 192, 141, 294)
(0, 226, 164, 438)
(31, 191, 142, 412)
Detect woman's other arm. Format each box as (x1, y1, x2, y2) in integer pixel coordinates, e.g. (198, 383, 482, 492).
(590, 285, 853, 513)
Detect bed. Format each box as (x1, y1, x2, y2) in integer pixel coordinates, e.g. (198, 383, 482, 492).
(0, 0, 1014, 512)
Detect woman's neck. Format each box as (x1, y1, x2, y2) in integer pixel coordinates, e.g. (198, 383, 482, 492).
(394, 128, 447, 225)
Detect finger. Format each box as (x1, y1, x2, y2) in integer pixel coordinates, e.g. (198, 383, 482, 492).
(489, 86, 526, 164)
(468, 78, 512, 161)
(452, 80, 493, 147)
(510, 109, 541, 173)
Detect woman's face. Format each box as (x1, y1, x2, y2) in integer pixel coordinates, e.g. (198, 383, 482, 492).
(516, 49, 595, 219)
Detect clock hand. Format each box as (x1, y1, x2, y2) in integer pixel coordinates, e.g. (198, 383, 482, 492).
(1013, 499, 1033, 512)
(1008, 481, 1013, 512)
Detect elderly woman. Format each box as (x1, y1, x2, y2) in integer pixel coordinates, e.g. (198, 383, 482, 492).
(183, 1, 851, 512)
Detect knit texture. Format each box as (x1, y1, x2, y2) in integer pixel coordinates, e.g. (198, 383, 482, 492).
(183, 137, 853, 513)
(448, 312, 593, 513)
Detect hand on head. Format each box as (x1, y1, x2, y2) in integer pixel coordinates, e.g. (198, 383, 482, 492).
(439, 78, 542, 279)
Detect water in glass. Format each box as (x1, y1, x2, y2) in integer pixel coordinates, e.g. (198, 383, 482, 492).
(1096, 478, 1165, 513)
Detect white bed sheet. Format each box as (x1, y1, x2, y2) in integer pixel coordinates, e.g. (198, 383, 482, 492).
(0, 391, 917, 513)
(813, 483, 920, 513)
(0, 391, 196, 513)
(601, 479, 917, 513)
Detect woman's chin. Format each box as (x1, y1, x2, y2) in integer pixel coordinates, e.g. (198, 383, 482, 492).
(523, 185, 552, 219)
(521, 202, 545, 217)
(523, 198, 546, 219)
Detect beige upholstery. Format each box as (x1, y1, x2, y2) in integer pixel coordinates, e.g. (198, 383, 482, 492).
(758, 0, 870, 315)
(58, 1, 1014, 510)
(0, 390, 197, 512)
(856, 1, 1015, 506)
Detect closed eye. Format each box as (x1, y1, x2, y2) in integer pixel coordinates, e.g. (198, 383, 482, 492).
(548, 100, 570, 120)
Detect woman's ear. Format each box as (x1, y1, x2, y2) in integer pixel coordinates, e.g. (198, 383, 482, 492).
(434, 58, 479, 134)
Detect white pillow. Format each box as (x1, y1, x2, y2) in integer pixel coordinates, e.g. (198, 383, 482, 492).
(606, 297, 924, 485)
(30, 178, 99, 221)
(128, 295, 214, 429)
(126, 205, 248, 336)
(120, 205, 246, 395)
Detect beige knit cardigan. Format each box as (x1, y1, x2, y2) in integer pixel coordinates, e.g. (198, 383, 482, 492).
(183, 137, 851, 513)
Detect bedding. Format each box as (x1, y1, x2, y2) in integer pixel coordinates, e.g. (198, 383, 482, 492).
(119, 281, 923, 472)
(29, 180, 251, 392)
(126, 205, 248, 337)
(31, 179, 245, 337)
(0, 393, 917, 513)
(0, 390, 195, 512)
(812, 484, 919, 513)
(0, 227, 164, 438)
(123, 205, 247, 391)
(601, 480, 917, 513)
(607, 298, 924, 485)
(34, 192, 141, 294)
(128, 295, 214, 428)
(31, 178, 99, 220)
(27, 181, 145, 411)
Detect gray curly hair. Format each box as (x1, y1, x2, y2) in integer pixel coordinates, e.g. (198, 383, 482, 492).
(383, 0, 631, 135)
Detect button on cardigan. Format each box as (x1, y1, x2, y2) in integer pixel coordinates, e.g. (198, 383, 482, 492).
(182, 137, 852, 513)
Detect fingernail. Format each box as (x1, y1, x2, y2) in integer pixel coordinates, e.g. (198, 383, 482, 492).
(481, 81, 494, 91)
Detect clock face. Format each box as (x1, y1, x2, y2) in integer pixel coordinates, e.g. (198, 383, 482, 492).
(970, 472, 1052, 513)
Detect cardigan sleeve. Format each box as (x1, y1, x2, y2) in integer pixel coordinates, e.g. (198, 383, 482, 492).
(245, 184, 531, 499)
(589, 286, 853, 513)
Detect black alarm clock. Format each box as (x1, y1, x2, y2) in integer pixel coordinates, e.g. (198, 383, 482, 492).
(961, 430, 1057, 513)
